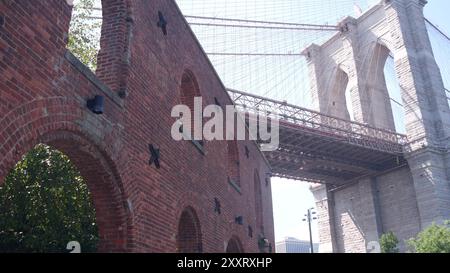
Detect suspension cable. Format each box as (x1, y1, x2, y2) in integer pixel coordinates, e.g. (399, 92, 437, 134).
(206, 53, 304, 56)
(425, 17, 450, 41)
(187, 22, 338, 32)
(185, 15, 339, 30)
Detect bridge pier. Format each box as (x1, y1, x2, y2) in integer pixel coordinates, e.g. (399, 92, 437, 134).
(312, 179, 385, 253)
(312, 170, 423, 253)
(407, 149, 450, 228)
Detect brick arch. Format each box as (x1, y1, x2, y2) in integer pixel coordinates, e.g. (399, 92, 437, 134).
(180, 69, 202, 118)
(226, 235, 244, 253)
(227, 140, 241, 187)
(253, 170, 264, 233)
(177, 206, 203, 253)
(41, 131, 129, 252)
(0, 99, 131, 252)
(179, 69, 203, 142)
(180, 69, 201, 102)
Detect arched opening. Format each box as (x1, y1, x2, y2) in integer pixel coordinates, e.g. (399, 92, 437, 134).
(384, 52, 406, 134)
(365, 43, 403, 132)
(226, 236, 243, 253)
(177, 207, 203, 253)
(328, 68, 352, 120)
(227, 140, 240, 188)
(254, 170, 264, 233)
(68, 0, 103, 71)
(68, 0, 131, 92)
(0, 132, 128, 253)
(180, 70, 204, 145)
(0, 144, 98, 252)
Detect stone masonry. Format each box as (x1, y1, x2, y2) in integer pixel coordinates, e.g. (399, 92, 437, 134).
(306, 0, 450, 252)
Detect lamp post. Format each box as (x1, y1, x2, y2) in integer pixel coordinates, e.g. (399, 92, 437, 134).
(302, 207, 317, 253)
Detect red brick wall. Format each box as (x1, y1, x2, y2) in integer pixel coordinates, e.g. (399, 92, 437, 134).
(177, 206, 203, 253)
(0, 0, 274, 252)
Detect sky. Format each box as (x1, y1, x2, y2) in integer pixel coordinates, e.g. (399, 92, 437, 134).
(425, 0, 450, 32)
(177, 0, 385, 108)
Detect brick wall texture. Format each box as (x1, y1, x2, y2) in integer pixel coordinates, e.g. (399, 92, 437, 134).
(0, 0, 274, 252)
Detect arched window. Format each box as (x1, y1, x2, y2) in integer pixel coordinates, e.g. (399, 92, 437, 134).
(226, 236, 244, 253)
(177, 207, 203, 253)
(227, 140, 240, 188)
(254, 170, 264, 233)
(180, 70, 204, 145)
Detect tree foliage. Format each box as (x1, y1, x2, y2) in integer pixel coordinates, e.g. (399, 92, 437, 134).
(0, 144, 98, 253)
(67, 0, 102, 71)
(380, 231, 399, 253)
(407, 221, 450, 253)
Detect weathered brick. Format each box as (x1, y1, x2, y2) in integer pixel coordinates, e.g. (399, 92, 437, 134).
(0, 0, 274, 253)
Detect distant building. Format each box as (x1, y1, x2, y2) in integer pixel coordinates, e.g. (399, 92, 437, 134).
(276, 237, 319, 253)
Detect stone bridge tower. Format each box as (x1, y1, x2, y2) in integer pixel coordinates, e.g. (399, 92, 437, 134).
(303, 0, 450, 252)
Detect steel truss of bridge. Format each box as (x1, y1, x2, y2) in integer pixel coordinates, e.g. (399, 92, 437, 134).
(228, 89, 408, 185)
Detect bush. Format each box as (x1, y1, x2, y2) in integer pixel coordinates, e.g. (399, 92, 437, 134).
(0, 144, 98, 253)
(408, 221, 450, 253)
(380, 231, 399, 253)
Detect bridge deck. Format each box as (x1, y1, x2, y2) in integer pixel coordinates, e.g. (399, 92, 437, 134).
(228, 89, 408, 184)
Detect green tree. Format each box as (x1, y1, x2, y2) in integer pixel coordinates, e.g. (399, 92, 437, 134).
(407, 222, 450, 253)
(67, 0, 102, 71)
(0, 144, 98, 253)
(380, 231, 399, 253)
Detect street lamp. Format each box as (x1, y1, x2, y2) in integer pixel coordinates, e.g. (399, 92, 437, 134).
(302, 207, 317, 253)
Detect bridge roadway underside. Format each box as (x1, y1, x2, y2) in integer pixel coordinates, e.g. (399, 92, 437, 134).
(265, 121, 407, 185)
